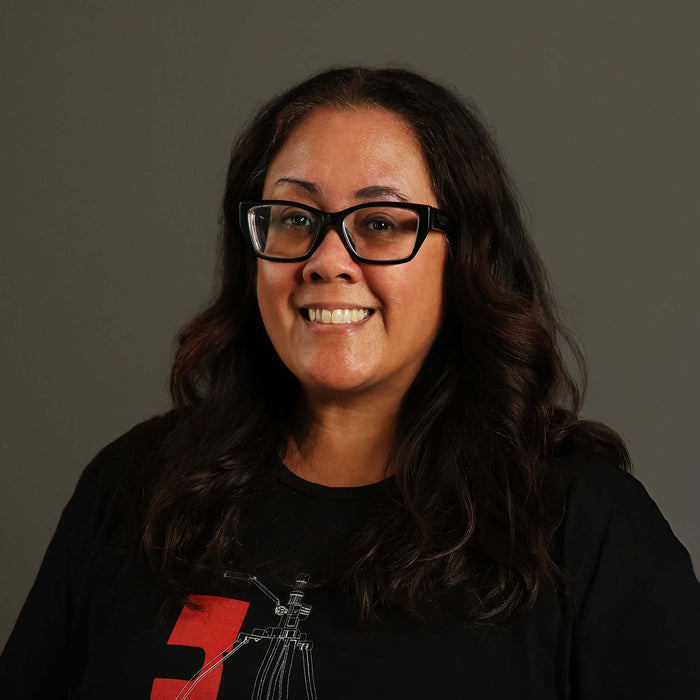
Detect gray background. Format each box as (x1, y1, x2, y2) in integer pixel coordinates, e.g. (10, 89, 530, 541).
(1, 1, 698, 649)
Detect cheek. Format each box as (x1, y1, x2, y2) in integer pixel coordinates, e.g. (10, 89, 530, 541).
(384, 249, 446, 314)
(400, 252, 448, 343)
(256, 263, 294, 330)
(373, 268, 445, 347)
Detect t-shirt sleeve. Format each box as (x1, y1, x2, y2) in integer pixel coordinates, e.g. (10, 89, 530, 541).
(0, 417, 165, 698)
(561, 458, 700, 698)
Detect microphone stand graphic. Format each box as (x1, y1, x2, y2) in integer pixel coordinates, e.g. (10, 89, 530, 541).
(176, 573, 318, 700)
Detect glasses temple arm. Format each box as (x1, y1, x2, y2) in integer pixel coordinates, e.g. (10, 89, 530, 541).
(431, 209, 452, 232)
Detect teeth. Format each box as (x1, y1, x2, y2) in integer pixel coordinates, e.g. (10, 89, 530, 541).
(306, 308, 371, 324)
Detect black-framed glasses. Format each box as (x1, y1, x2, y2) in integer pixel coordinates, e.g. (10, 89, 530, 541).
(239, 200, 452, 265)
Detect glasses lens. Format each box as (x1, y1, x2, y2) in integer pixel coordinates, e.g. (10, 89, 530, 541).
(248, 204, 319, 258)
(344, 205, 420, 261)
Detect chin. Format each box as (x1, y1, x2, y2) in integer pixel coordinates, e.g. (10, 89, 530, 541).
(301, 376, 373, 396)
(295, 365, 378, 396)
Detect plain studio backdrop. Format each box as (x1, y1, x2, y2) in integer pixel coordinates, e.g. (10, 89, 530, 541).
(1, 1, 698, 649)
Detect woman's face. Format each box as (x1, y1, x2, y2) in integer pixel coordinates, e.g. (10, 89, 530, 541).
(257, 106, 448, 401)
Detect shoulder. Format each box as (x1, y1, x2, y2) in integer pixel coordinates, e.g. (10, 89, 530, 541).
(63, 411, 173, 540)
(558, 455, 689, 569)
(75, 411, 172, 491)
(554, 454, 697, 631)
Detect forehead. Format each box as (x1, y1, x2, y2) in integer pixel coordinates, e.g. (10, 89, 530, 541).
(263, 107, 437, 205)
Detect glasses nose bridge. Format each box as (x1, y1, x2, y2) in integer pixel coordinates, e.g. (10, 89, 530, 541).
(313, 211, 353, 256)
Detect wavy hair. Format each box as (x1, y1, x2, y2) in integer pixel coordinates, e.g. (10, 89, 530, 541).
(129, 66, 630, 626)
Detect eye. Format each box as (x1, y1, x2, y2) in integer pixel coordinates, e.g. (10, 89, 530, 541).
(280, 211, 315, 229)
(364, 217, 395, 232)
(357, 215, 398, 235)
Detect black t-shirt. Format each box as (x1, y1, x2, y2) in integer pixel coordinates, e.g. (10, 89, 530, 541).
(2, 417, 700, 699)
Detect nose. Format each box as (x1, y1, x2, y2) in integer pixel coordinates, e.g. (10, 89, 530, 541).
(301, 225, 362, 282)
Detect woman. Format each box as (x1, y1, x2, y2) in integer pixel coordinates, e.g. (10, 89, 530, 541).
(2, 67, 699, 698)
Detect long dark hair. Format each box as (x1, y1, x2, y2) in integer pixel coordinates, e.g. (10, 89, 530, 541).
(129, 67, 630, 626)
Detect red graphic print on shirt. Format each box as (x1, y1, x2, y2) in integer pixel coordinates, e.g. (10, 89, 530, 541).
(150, 594, 249, 700)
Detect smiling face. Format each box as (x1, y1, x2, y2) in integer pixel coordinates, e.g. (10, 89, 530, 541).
(256, 106, 448, 403)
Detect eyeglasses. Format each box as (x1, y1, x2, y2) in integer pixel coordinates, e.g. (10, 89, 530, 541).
(239, 200, 452, 264)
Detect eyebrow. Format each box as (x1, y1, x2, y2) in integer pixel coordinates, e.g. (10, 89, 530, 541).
(275, 178, 320, 194)
(274, 178, 409, 202)
(355, 185, 408, 202)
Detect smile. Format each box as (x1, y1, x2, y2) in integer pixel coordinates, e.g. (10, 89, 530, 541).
(302, 308, 374, 324)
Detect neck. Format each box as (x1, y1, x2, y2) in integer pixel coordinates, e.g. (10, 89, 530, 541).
(284, 391, 400, 487)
